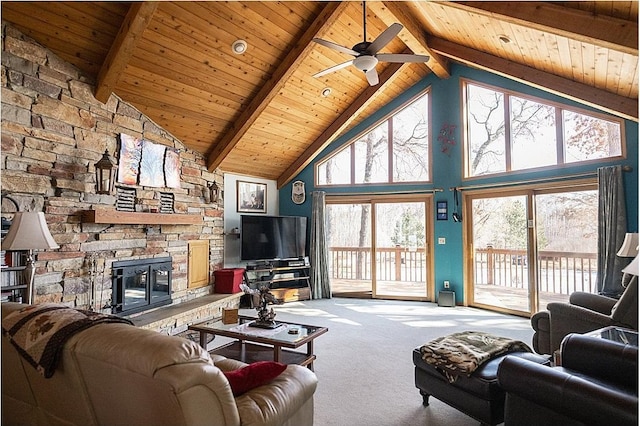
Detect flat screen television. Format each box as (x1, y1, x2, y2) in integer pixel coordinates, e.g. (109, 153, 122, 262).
(240, 215, 307, 261)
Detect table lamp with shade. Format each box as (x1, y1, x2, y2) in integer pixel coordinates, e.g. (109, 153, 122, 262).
(617, 233, 639, 258)
(622, 253, 640, 276)
(617, 233, 639, 288)
(1, 212, 59, 304)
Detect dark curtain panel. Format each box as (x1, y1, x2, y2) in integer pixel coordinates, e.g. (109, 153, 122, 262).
(597, 165, 627, 297)
(310, 191, 331, 299)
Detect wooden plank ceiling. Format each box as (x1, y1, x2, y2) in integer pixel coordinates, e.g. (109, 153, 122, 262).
(2, 1, 637, 188)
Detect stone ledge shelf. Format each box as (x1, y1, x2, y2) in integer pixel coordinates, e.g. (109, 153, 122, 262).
(83, 208, 203, 225)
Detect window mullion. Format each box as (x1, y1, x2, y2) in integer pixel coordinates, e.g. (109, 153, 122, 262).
(505, 93, 512, 172)
(556, 108, 565, 164)
(388, 119, 393, 183)
(350, 143, 356, 184)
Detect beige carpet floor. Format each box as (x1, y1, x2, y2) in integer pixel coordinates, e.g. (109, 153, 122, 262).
(211, 297, 536, 426)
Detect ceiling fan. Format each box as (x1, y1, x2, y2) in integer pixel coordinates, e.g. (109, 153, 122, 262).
(312, 1, 430, 86)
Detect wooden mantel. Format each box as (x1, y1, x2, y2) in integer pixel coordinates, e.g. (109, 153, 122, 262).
(83, 208, 203, 225)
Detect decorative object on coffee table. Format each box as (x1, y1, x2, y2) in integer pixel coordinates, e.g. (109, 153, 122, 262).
(253, 285, 283, 329)
(222, 308, 238, 325)
(240, 283, 282, 329)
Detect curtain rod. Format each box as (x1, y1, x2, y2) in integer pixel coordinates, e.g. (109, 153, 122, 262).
(317, 188, 444, 196)
(449, 165, 633, 192)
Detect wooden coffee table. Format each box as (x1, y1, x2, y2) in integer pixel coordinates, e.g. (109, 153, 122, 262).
(188, 315, 328, 370)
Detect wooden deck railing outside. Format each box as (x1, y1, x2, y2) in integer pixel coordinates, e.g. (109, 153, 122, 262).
(329, 246, 598, 296)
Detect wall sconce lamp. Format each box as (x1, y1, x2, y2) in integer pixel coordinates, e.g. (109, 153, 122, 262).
(94, 149, 117, 194)
(2, 212, 59, 304)
(209, 181, 220, 203)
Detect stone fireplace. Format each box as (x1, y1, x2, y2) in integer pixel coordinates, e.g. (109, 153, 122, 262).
(111, 257, 173, 316)
(1, 22, 224, 313)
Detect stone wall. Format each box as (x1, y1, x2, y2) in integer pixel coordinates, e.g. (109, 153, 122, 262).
(1, 22, 224, 311)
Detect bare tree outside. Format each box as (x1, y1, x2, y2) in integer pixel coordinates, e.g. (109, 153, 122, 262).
(466, 82, 623, 177)
(323, 94, 429, 282)
(467, 85, 505, 175)
(564, 110, 622, 161)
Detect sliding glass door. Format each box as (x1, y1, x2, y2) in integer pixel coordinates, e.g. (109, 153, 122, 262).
(374, 201, 428, 298)
(468, 184, 598, 315)
(534, 190, 598, 308)
(326, 196, 432, 300)
(326, 202, 373, 296)
(471, 194, 531, 313)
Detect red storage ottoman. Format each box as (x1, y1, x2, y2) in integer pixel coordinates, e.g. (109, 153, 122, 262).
(214, 268, 245, 293)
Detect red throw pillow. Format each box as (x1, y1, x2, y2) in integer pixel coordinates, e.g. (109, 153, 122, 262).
(223, 361, 287, 396)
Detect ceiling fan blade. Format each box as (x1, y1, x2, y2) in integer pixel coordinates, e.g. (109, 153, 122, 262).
(376, 53, 430, 63)
(366, 23, 403, 55)
(312, 38, 359, 56)
(365, 68, 379, 86)
(313, 60, 354, 78)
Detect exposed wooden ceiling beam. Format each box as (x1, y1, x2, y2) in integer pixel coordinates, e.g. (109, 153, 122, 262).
(95, 2, 158, 103)
(448, 1, 638, 55)
(429, 36, 638, 122)
(371, 1, 450, 79)
(278, 61, 406, 188)
(206, 1, 350, 173)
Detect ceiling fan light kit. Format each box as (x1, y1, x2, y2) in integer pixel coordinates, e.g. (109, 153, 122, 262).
(353, 55, 378, 72)
(311, 1, 429, 86)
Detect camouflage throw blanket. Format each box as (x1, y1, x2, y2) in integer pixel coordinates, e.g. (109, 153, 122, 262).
(2, 303, 133, 378)
(420, 331, 532, 383)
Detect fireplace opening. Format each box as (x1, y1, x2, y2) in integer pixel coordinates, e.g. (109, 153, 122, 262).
(111, 257, 172, 316)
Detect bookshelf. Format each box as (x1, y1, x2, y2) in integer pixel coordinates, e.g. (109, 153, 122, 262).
(1, 218, 27, 302)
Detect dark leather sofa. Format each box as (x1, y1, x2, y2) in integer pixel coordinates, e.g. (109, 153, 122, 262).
(497, 333, 638, 426)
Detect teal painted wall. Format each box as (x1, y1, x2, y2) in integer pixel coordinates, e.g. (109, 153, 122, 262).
(280, 63, 639, 302)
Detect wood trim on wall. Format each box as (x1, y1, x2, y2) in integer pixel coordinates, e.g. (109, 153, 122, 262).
(188, 240, 210, 289)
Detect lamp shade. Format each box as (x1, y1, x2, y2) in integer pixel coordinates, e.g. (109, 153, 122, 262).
(617, 233, 639, 257)
(1, 212, 59, 251)
(622, 254, 640, 276)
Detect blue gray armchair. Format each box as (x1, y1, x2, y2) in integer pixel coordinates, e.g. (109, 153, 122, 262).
(531, 276, 637, 355)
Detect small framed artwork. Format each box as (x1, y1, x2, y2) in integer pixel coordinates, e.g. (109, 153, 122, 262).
(237, 181, 267, 213)
(436, 201, 448, 220)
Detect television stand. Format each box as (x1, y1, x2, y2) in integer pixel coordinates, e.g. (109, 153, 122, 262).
(245, 257, 311, 302)
(247, 261, 273, 270)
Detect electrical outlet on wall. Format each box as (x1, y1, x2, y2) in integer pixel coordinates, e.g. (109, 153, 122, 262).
(444, 280, 450, 289)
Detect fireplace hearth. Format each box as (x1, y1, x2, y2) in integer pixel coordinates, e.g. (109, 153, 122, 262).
(111, 257, 172, 316)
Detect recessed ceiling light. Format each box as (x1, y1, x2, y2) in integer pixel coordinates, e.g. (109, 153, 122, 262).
(498, 35, 512, 44)
(321, 87, 332, 97)
(232, 39, 247, 54)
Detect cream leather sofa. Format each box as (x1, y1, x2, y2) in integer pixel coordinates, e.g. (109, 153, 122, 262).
(1, 302, 317, 426)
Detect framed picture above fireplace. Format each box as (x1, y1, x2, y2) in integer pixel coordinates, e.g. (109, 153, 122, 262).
(117, 133, 181, 189)
(237, 181, 266, 213)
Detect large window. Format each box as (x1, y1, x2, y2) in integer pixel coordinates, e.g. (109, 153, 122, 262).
(464, 81, 625, 178)
(317, 91, 430, 186)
